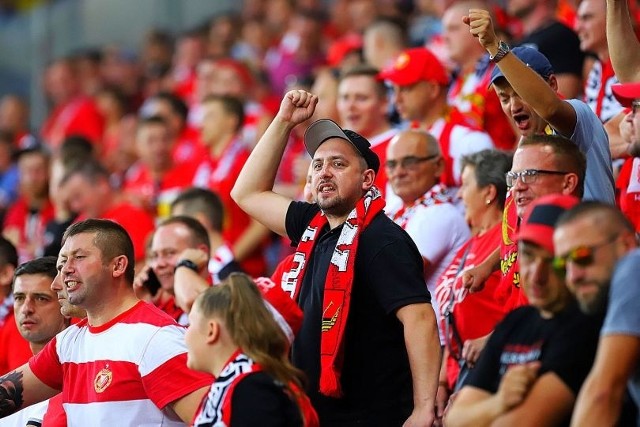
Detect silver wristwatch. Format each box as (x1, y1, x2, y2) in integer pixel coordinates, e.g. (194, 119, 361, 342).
(489, 41, 510, 64)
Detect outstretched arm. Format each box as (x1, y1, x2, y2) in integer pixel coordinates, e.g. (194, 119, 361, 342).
(0, 365, 58, 418)
(465, 9, 577, 137)
(231, 90, 318, 237)
(607, 0, 640, 83)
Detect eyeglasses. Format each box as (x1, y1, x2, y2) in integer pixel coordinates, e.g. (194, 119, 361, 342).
(505, 169, 569, 187)
(385, 154, 439, 170)
(552, 233, 620, 275)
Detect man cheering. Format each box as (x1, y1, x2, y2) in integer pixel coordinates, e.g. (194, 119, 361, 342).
(232, 90, 441, 426)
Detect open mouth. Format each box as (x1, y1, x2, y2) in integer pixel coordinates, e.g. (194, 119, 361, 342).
(318, 183, 336, 194)
(65, 280, 81, 293)
(513, 113, 530, 130)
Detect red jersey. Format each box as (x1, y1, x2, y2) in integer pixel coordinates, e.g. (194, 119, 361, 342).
(498, 193, 528, 311)
(122, 160, 198, 219)
(616, 157, 640, 232)
(193, 139, 266, 276)
(0, 308, 32, 373)
(448, 62, 517, 151)
(172, 126, 207, 166)
(435, 224, 508, 387)
(3, 197, 55, 263)
(584, 59, 624, 123)
(41, 97, 104, 148)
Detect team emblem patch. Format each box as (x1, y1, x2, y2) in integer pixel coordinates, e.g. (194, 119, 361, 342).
(94, 365, 113, 393)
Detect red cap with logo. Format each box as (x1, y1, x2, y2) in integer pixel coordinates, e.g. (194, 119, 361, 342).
(378, 47, 449, 86)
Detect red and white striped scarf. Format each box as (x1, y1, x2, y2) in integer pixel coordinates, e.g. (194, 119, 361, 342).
(283, 186, 385, 397)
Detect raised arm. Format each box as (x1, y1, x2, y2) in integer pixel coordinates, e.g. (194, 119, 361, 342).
(0, 365, 58, 418)
(465, 9, 577, 137)
(231, 90, 318, 237)
(607, 0, 640, 83)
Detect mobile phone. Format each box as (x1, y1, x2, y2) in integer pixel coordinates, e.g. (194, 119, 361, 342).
(143, 268, 162, 297)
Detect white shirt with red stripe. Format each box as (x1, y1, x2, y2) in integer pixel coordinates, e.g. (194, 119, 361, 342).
(29, 301, 212, 426)
(427, 115, 494, 187)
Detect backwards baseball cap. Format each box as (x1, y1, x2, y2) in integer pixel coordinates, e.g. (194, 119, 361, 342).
(489, 46, 555, 87)
(378, 47, 449, 86)
(611, 82, 640, 108)
(304, 119, 380, 173)
(517, 194, 580, 254)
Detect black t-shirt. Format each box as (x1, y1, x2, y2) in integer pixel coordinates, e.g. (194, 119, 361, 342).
(467, 301, 603, 426)
(516, 20, 584, 78)
(286, 201, 431, 426)
(229, 372, 303, 426)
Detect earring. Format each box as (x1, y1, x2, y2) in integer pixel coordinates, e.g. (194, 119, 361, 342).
(485, 199, 492, 205)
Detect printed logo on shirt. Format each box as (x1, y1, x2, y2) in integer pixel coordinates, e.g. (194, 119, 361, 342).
(499, 340, 543, 375)
(94, 365, 113, 393)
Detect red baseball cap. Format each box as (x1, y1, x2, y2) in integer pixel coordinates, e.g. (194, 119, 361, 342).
(517, 194, 580, 254)
(612, 82, 640, 108)
(378, 48, 449, 86)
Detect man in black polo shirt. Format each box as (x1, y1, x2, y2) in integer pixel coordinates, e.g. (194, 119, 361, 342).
(232, 90, 441, 426)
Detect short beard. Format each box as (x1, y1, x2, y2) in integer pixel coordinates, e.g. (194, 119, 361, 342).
(577, 282, 610, 315)
(317, 196, 352, 219)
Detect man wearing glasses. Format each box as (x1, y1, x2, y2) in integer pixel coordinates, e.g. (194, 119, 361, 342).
(553, 202, 639, 426)
(447, 194, 604, 426)
(386, 129, 470, 326)
(467, 134, 586, 311)
(378, 47, 494, 190)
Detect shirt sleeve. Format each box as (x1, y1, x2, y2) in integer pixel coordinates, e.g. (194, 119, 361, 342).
(405, 204, 470, 265)
(29, 337, 63, 391)
(139, 325, 213, 409)
(602, 250, 640, 337)
(285, 201, 320, 245)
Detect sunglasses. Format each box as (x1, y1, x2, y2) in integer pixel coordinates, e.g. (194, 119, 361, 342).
(552, 233, 619, 275)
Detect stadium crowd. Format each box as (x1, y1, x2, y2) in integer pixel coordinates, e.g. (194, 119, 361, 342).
(1, 0, 640, 425)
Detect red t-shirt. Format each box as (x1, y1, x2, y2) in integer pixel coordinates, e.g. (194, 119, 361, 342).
(122, 160, 199, 218)
(498, 193, 528, 311)
(172, 126, 207, 166)
(616, 157, 640, 232)
(41, 97, 104, 148)
(435, 224, 508, 387)
(193, 140, 266, 276)
(0, 309, 32, 373)
(3, 197, 55, 263)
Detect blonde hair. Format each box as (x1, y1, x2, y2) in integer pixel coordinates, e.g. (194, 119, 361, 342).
(194, 273, 305, 390)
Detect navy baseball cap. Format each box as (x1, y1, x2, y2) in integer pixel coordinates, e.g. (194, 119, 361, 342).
(304, 119, 380, 173)
(489, 46, 555, 87)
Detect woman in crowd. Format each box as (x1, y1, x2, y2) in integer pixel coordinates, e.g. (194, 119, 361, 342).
(185, 272, 318, 426)
(434, 149, 512, 405)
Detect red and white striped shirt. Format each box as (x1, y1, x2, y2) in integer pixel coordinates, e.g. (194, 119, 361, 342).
(29, 301, 212, 426)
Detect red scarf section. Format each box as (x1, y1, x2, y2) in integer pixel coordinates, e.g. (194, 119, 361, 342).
(287, 186, 385, 397)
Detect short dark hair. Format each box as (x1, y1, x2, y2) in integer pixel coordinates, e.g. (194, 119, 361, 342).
(60, 135, 95, 167)
(519, 134, 586, 198)
(556, 201, 635, 236)
(0, 236, 18, 268)
(60, 159, 109, 186)
(157, 215, 211, 251)
(339, 64, 387, 99)
(202, 95, 245, 132)
(171, 187, 225, 232)
(155, 92, 189, 123)
(137, 115, 168, 131)
(62, 219, 135, 284)
(461, 149, 513, 209)
(14, 256, 58, 282)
